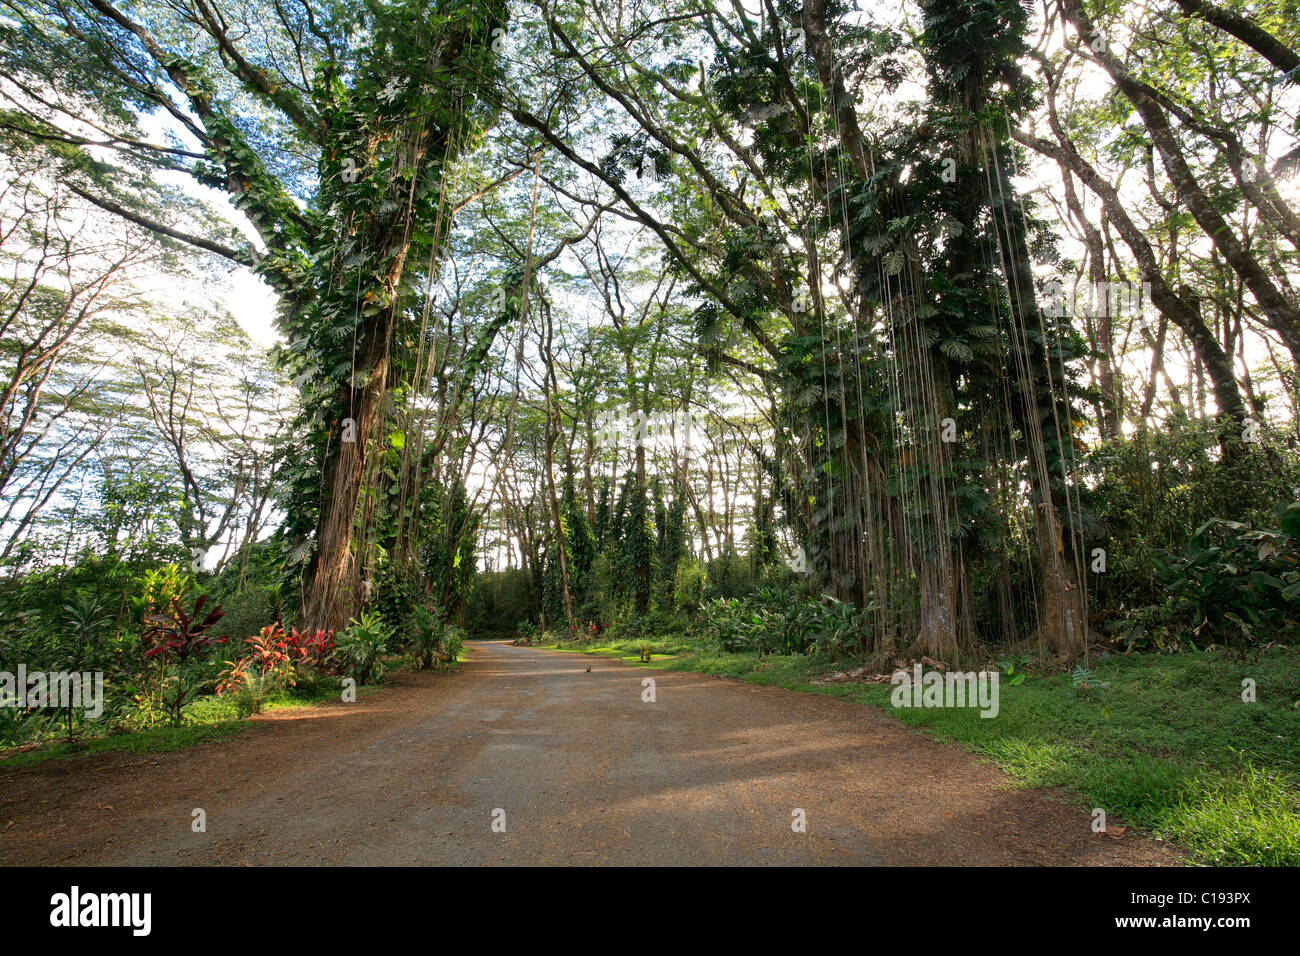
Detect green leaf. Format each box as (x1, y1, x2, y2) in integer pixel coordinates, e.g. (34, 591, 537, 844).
(939, 337, 973, 361)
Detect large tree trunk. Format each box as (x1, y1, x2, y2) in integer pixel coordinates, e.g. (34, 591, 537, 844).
(632, 371, 651, 617)
(543, 327, 576, 633)
(984, 126, 1090, 659)
(293, 4, 507, 633)
(1034, 499, 1087, 657)
(299, 268, 404, 632)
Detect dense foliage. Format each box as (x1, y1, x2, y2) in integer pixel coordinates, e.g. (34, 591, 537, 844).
(2, 0, 1300, 752)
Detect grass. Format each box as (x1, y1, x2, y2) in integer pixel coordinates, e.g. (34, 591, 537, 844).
(543, 630, 1300, 866)
(0, 656, 425, 770)
(0, 721, 246, 769)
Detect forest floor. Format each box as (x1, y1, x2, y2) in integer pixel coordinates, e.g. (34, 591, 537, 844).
(0, 640, 1178, 865)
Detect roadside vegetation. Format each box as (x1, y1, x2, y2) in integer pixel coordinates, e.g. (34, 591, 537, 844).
(0, 557, 465, 766)
(3, 0, 1300, 868)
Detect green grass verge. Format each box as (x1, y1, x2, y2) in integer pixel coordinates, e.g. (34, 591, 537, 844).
(0, 721, 247, 769)
(0, 657, 428, 770)
(541, 633, 1300, 866)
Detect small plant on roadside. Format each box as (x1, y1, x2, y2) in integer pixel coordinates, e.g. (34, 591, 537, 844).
(142, 594, 227, 724)
(412, 605, 446, 669)
(438, 625, 465, 669)
(514, 619, 540, 646)
(332, 612, 391, 685)
(998, 654, 1029, 686)
(1071, 665, 1110, 692)
(215, 625, 293, 716)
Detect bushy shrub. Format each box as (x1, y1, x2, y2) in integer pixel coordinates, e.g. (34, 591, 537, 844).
(332, 612, 391, 684)
(212, 586, 280, 645)
(1087, 419, 1300, 621)
(514, 619, 541, 645)
(673, 559, 706, 612)
(782, 592, 865, 654)
(440, 625, 465, 667)
(702, 547, 755, 601)
(0, 702, 51, 747)
(1146, 501, 1300, 646)
(697, 589, 865, 656)
(215, 626, 293, 717)
(411, 605, 464, 670)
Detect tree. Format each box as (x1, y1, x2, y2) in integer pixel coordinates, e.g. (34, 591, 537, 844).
(4, 0, 509, 631)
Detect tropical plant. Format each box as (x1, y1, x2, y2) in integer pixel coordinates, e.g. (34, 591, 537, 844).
(332, 612, 391, 685)
(411, 605, 464, 670)
(215, 625, 291, 695)
(141, 594, 227, 724)
(698, 590, 865, 657)
(411, 605, 445, 670)
(0, 700, 50, 748)
(282, 627, 336, 674)
(1153, 501, 1300, 646)
(46, 592, 115, 741)
(514, 619, 541, 646)
(1071, 666, 1111, 693)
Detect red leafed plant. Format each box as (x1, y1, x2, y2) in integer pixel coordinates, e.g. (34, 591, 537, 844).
(216, 625, 336, 701)
(142, 594, 227, 723)
(244, 625, 292, 674)
(215, 625, 290, 697)
(283, 626, 336, 671)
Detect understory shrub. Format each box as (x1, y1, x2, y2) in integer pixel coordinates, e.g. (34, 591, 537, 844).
(141, 594, 227, 724)
(1148, 501, 1300, 647)
(411, 605, 464, 670)
(332, 612, 391, 684)
(698, 589, 865, 656)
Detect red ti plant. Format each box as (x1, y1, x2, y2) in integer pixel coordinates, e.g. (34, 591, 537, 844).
(283, 627, 336, 673)
(142, 594, 227, 724)
(216, 625, 336, 699)
(244, 625, 291, 673)
(216, 625, 291, 697)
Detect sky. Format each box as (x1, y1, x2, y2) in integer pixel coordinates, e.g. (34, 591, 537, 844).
(133, 112, 281, 346)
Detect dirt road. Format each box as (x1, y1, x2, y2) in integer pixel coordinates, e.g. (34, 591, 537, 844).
(0, 641, 1179, 865)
